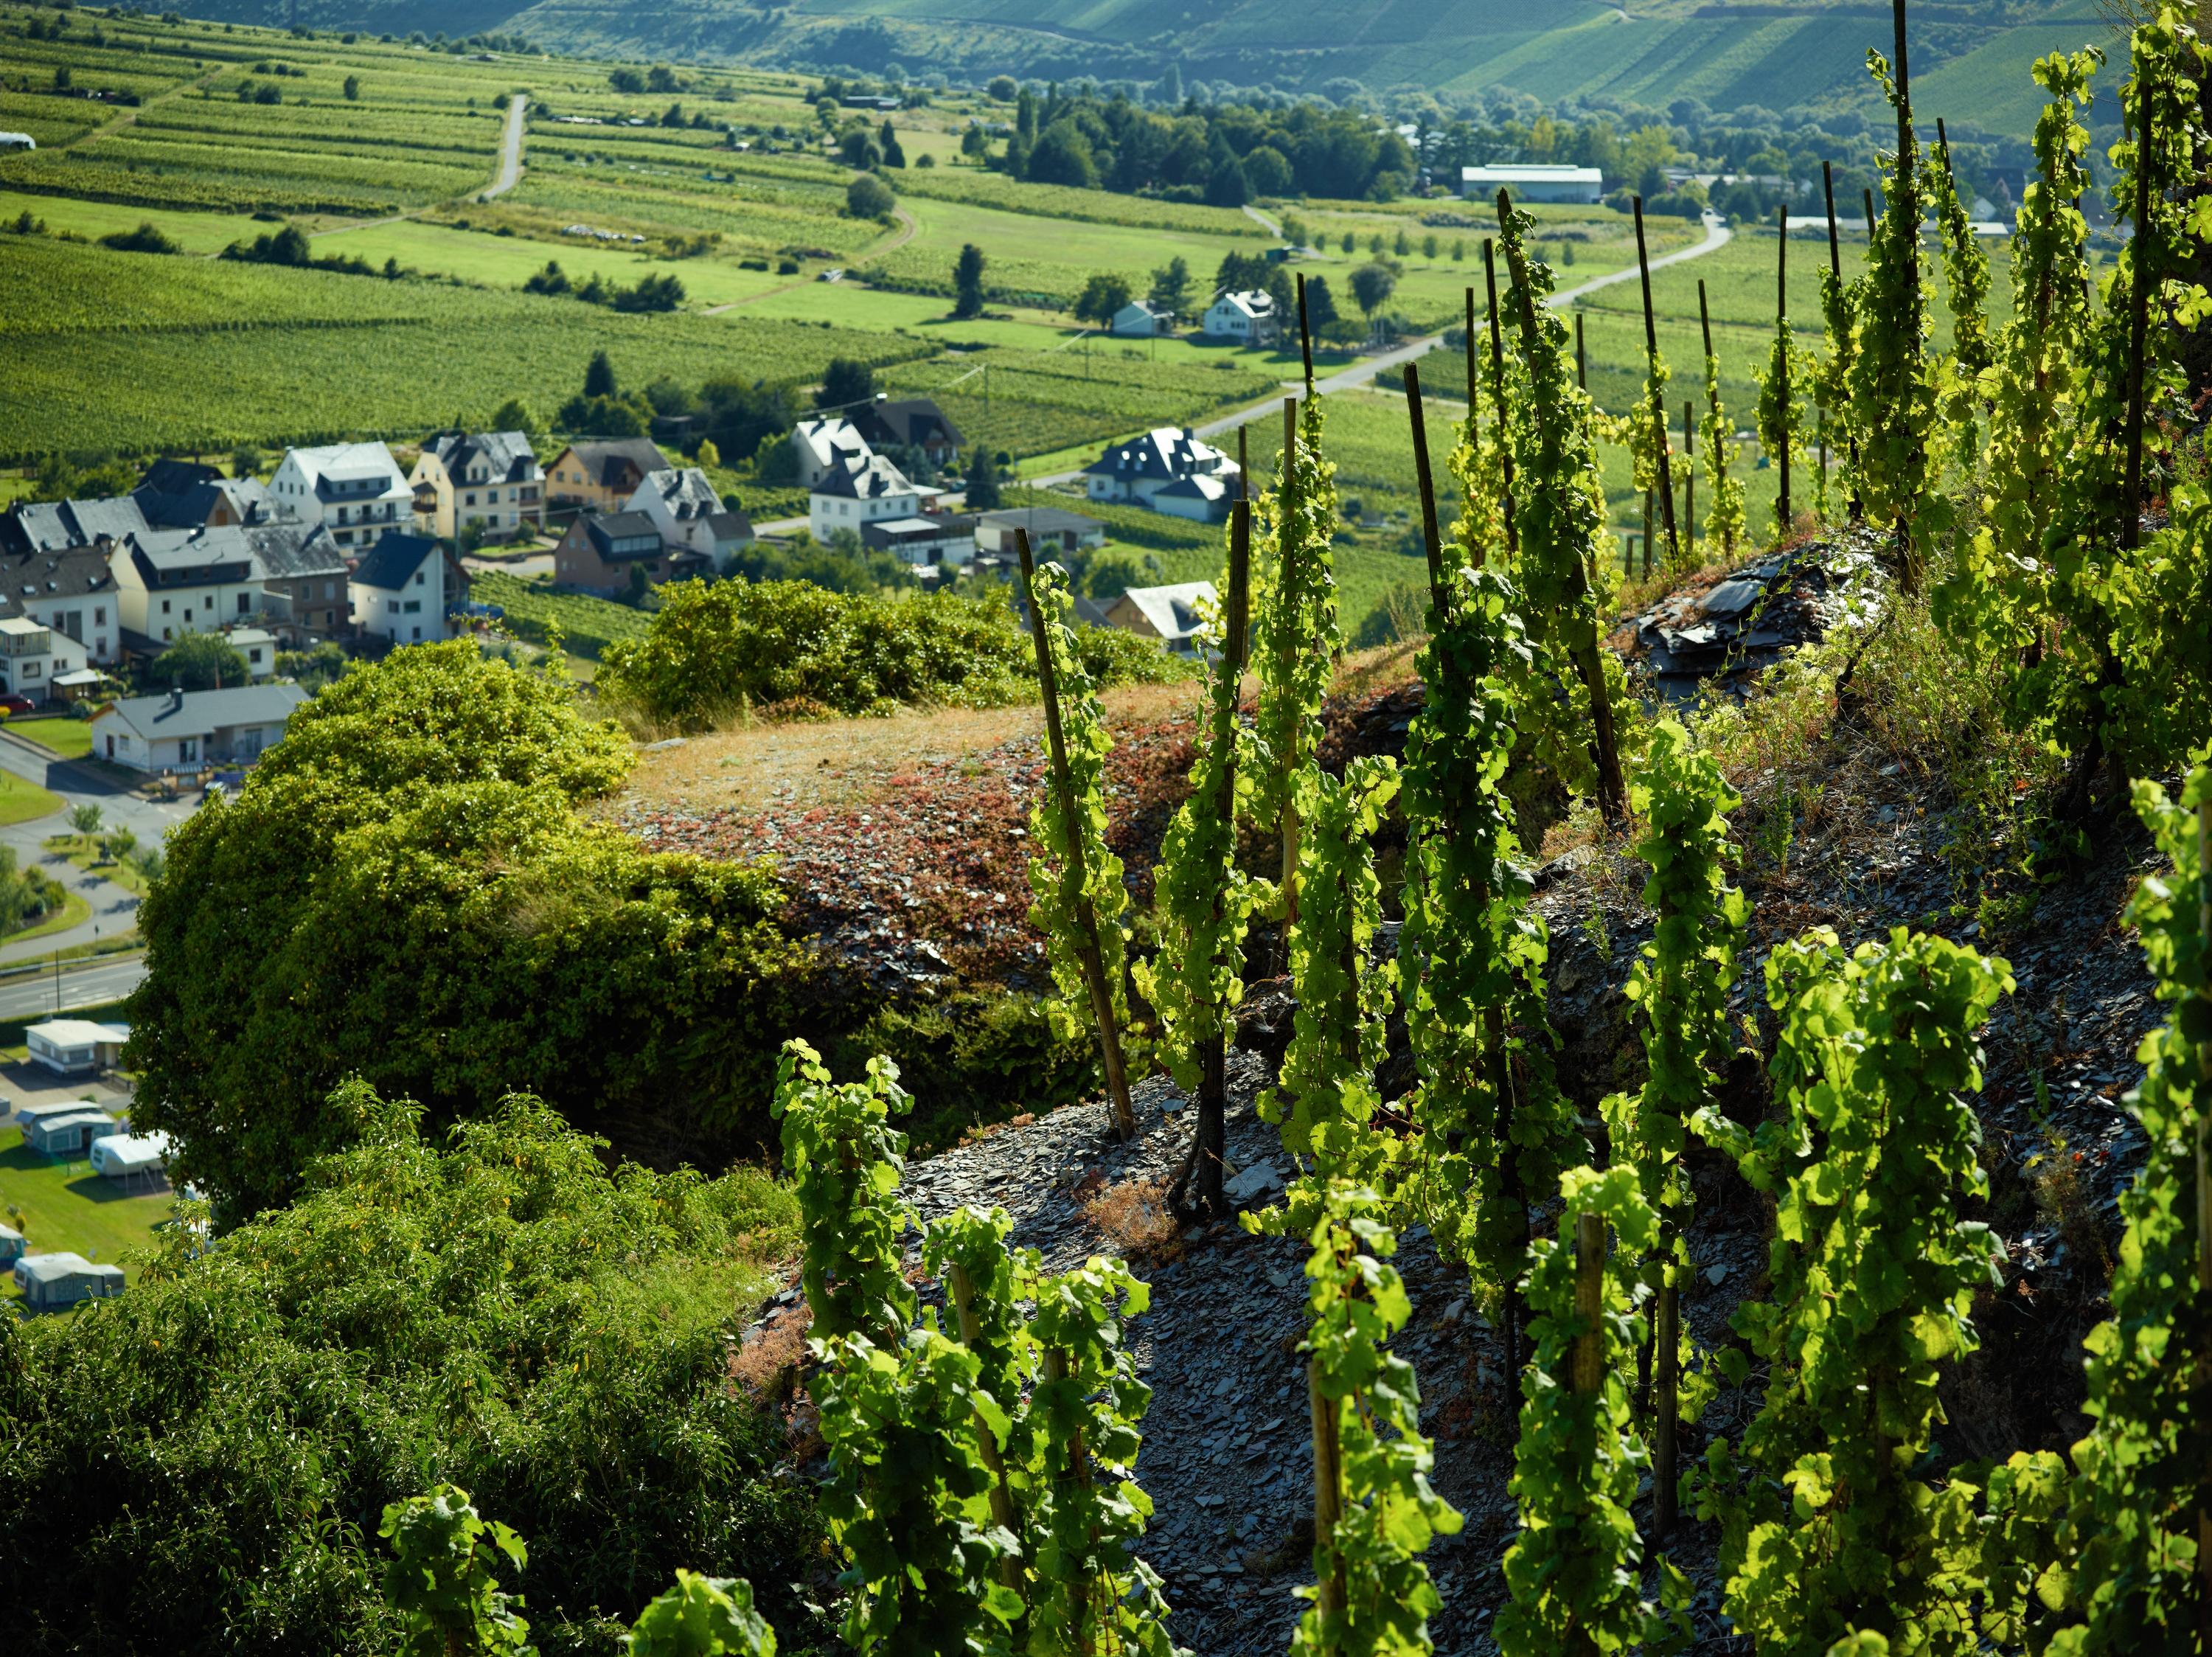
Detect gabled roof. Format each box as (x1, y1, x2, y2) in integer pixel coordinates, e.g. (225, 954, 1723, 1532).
(792, 416, 873, 472)
(122, 524, 257, 589)
(133, 459, 272, 530)
(349, 531, 445, 592)
(246, 521, 348, 582)
(284, 442, 408, 497)
(811, 453, 916, 502)
(0, 543, 117, 619)
(976, 506, 1102, 538)
(554, 439, 673, 488)
(850, 396, 967, 454)
(1113, 580, 1216, 642)
(1084, 427, 1233, 484)
(633, 467, 722, 521)
(580, 512, 667, 561)
(1208, 289, 1274, 321)
(421, 429, 542, 484)
(96, 682, 310, 742)
(1156, 474, 1232, 503)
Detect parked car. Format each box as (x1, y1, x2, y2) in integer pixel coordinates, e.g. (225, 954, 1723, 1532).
(0, 693, 37, 718)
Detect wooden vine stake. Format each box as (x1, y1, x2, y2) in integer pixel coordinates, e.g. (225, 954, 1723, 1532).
(1482, 238, 1519, 556)
(1775, 204, 1792, 533)
(1405, 362, 1447, 608)
(1279, 395, 1302, 949)
(1683, 397, 1697, 563)
(1823, 159, 1864, 521)
(1570, 1211, 1605, 1398)
(1298, 270, 1316, 397)
(1016, 525, 1138, 1142)
(1632, 196, 1680, 568)
(1576, 307, 1588, 392)
(2122, 51, 2154, 552)
(1655, 1265, 1680, 1544)
(946, 1261, 1026, 1596)
(1309, 1355, 1347, 1633)
(2196, 778, 2211, 1640)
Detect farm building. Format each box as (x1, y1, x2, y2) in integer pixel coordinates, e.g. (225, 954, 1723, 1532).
(13, 1252, 125, 1310)
(1461, 163, 1604, 204)
(0, 1225, 24, 1265)
(23, 1109, 119, 1156)
(90, 1130, 173, 1186)
(861, 514, 975, 569)
(1110, 299, 1175, 337)
(972, 507, 1105, 558)
(25, 1018, 129, 1074)
(1102, 581, 1217, 656)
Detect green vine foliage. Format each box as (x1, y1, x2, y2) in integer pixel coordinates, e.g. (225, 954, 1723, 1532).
(1603, 719, 1746, 1254)
(1450, 340, 1517, 560)
(1136, 598, 1271, 1098)
(812, 1327, 1026, 1657)
(1496, 1167, 1690, 1656)
(380, 1486, 536, 1657)
(1254, 394, 1342, 827)
(1691, 928, 2012, 1655)
(1933, 49, 2099, 673)
(772, 1039, 917, 1344)
(626, 1573, 779, 1657)
(1023, 560, 1142, 1057)
(1927, 132, 1994, 476)
(2039, 765, 2212, 1655)
(1398, 560, 1567, 1318)
(1023, 1257, 1184, 1657)
(1494, 198, 1638, 805)
(1755, 313, 1811, 535)
(1815, 229, 1861, 513)
(925, 1203, 1039, 1527)
(1627, 345, 1674, 509)
(1261, 754, 1405, 1229)
(2106, 481, 2212, 766)
(2027, 10, 2210, 780)
(1849, 50, 1949, 581)
(1700, 347, 1748, 555)
(1293, 1182, 1464, 1657)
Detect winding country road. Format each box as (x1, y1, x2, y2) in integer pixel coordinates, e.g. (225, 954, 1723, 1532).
(484, 91, 527, 199)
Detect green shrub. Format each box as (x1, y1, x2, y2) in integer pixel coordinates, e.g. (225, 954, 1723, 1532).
(0, 1086, 821, 1657)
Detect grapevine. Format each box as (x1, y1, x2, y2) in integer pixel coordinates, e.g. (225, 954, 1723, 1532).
(1815, 160, 1862, 521)
(1693, 928, 2012, 1654)
(1756, 212, 1810, 538)
(1019, 549, 1142, 1139)
(1928, 117, 1993, 476)
(627, 1574, 779, 1657)
(772, 1039, 917, 1345)
(380, 1486, 535, 1657)
(1495, 1167, 1690, 1656)
(1696, 279, 1747, 557)
(1293, 1181, 1464, 1657)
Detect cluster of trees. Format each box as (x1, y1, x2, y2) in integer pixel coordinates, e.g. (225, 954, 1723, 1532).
(522, 258, 685, 313)
(989, 84, 1416, 204)
(219, 223, 403, 280)
(555, 350, 790, 459)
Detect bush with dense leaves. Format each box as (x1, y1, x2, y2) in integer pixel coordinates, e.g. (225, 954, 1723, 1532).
(0, 1086, 821, 1657)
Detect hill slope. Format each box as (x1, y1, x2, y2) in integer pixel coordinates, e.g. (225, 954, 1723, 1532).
(173, 0, 2110, 135)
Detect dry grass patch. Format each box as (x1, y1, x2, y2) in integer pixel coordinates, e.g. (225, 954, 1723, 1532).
(1082, 1173, 1185, 1265)
(625, 681, 1200, 816)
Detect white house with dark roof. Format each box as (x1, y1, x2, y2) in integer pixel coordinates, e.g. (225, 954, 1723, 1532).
(112, 524, 267, 653)
(0, 541, 122, 667)
(410, 430, 545, 541)
(0, 616, 88, 704)
(1200, 289, 1277, 344)
(627, 468, 754, 562)
(848, 396, 967, 470)
(789, 415, 875, 487)
(91, 682, 310, 773)
(1083, 427, 1239, 515)
(0, 494, 153, 557)
(809, 453, 921, 542)
(349, 532, 468, 645)
(269, 442, 411, 550)
(133, 459, 272, 531)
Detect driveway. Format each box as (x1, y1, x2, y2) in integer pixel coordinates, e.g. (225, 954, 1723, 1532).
(0, 728, 191, 965)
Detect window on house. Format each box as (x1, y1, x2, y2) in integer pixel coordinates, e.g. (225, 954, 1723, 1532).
(386, 600, 398, 614)
(162, 628, 173, 642)
(465, 493, 476, 507)
(237, 594, 250, 616)
(414, 572, 425, 586)
(403, 600, 422, 614)
(179, 738, 197, 762)
(411, 626, 421, 642)
(161, 600, 171, 614)
(95, 638, 105, 656)
(94, 607, 104, 625)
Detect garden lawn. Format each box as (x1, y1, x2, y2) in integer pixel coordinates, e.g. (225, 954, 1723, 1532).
(0, 768, 62, 827)
(0, 1123, 174, 1295)
(7, 717, 94, 760)
(7, 891, 91, 945)
(43, 834, 147, 898)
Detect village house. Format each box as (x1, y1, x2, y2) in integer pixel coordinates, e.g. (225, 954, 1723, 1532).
(112, 524, 267, 654)
(349, 532, 469, 645)
(788, 415, 874, 487)
(0, 542, 122, 669)
(1103, 580, 1217, 656)
(552, 512, 711, 596)
(91, 682, 310, 774)
(132, 458, 272, 530)
(222, 625, 278, 678)
(269, 442, 412, 551)
(1200, 289, 1277, 345)
(1110, 299, 1176, 337)
(626, 468, 754, 563)
(13, 1253, 125, 1310)
(410, 429, 546, 541)
(809, 452, 922, 542)
(862, 513, 975, 569)
(1461, 162, 1604, 204)
(0, 493, 155, 557)
(846, 395, 967, 472)
(970, 506, 1105, 558)
(246, 521, 351, 645)
(0, 616, 89, 706)
(1083, 428, 1239, 518)
(543, 438, 672, 511)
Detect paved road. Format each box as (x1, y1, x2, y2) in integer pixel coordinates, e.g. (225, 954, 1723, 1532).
(484, 93, 528, 199)
(0, 956, 147, 1019)
(0, 729, 190, 965)
(1242, 203, 1284, 238)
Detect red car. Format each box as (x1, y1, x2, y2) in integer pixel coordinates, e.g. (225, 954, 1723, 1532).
(0, 694, 35, 718)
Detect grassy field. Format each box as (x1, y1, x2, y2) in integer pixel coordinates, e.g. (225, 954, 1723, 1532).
(0, 1122, 174, 1298)
(0, 770, 62, 827)
(473, 569, 655, 659)
(8, 717, 94, 760)
(7, 889, 92, 945)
